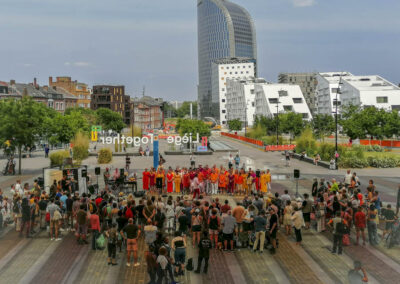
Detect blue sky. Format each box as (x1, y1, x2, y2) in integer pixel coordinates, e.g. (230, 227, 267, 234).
(1, 0, 399, 100)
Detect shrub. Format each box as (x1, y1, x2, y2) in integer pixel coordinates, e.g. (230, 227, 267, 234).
(367, 157, 400, 168)
(295, 128, 317, 156)
(72, 132, 89, 161)
(49, 150, 70, 166)
(98, 148, 113, 164)
(260, 136, 289, 145)
(246, 124, 265, 139)
(338, 157, 369, 168)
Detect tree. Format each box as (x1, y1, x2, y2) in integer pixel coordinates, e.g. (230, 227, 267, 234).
(96, 108, 125, 133)
(227, 119, 242, 131)
(176, 101, 198, 118)
(340, 105, 365, 139)
(0, 97, 51, 174)
(312, 114, 335, 141)
(280, 112, 305, 142)
(383, 110, 400, 138)
(176, 119, 211, 138)
(162, 103, 177, 118)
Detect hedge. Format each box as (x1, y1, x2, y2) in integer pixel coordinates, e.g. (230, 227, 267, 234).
(98, 148, 112, 164)
(49, 150, 70, 166)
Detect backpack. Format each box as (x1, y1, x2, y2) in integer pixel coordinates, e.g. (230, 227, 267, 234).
(125, 207, 134, 219)
(186, 258, 194, 271)
(335, 220, 346, 235)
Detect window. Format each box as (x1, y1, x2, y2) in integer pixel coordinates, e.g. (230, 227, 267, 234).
(227, 67, 229, 69)
(222, 110, 226, 113)
(269, 98, 278, 104)
(250, 89, 254, 94)
(246, 71, 249, 74)
(221, 77, 224, 80)
(292, 98, 303, 104)
(283, 105, 293, 111)
(232, 67, 235, 69)
(230, 72, 232, 75)
(333, 100, 341, 106)
(224, 72, 227, 75)
(331, 88, 339, 93)
(392, 105, 400, 110)
(302, 113, 309, 119)
(221, 67, 224, 70)
(222, 99, 225, 102)
(278, 90, 288, 97)
(376, 96, 388, 103)
(55, 102, 59, 110)
(221, 88, 225, 91)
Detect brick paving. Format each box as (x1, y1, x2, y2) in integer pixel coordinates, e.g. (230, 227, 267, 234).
(322, 231, 400, 284)
(0, 231, 55, 283)
(29, 233, 88, 283)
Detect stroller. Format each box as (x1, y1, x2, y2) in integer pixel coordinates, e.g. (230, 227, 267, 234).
(386, 217, 400, 249)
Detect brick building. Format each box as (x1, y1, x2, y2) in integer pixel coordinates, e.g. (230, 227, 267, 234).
(0, 78, 77, 112)
(49, 76, 91, 108)
(132, 96, 164, 130)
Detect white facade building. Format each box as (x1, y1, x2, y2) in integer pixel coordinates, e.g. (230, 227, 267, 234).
(340, 75, 400, 111)
(255, 83, 312, 121)
(226, 78, 266, 127)
(316, 72, 353, 115)
(211, 58, 255, 126)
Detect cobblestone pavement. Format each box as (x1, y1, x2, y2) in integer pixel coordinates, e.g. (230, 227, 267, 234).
(1, 136, 400, 283)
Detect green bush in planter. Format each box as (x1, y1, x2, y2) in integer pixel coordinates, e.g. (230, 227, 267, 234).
(98, 148, 112, 164)
(295, 128, 317, 156)
(49, 150, 70, 166)
(338, 157, 369, 168)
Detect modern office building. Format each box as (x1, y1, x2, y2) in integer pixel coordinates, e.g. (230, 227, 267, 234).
(339, 75, 400, 111)
(278, 72, 318, 114)
(197, 0, 257, 120)
(225, 77, 266, 127)
(255, 83, 312, 121)
(49, 76, 91, 108)
(211, 58, 255, 125)
(316, 72, 353, 116)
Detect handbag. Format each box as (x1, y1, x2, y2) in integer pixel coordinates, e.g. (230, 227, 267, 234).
(53, 210, 62, 221)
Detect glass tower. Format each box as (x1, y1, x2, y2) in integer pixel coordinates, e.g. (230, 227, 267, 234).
(197, 0, 257, 120)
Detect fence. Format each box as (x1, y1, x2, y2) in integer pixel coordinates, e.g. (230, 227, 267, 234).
(359, 139, 400, 148)
(221, 132, 263, 147)
(221, 132, 296, 151)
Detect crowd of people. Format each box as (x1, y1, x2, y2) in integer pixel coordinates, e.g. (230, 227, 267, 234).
(0, 163, 398, 284)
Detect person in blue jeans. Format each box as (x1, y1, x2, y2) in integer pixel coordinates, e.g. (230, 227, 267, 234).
(171, 231, 187, 277)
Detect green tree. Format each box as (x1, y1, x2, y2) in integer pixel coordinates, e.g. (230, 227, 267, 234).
(163, 103, 177, 118)
(227, 119, 242, 131)
(383, 110, 400, 138)
(176, 119, 211, 138)
(340, 105, 365, 139)
(280, 112, 305, 142)
(176, 101, 198, 118)
(312, 114, 335, 141)
(0, 97, 51, 174)
(96, 108, 125, 133)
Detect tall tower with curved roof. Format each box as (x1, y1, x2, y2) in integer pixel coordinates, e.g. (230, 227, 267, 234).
(197, 0, 257, 120)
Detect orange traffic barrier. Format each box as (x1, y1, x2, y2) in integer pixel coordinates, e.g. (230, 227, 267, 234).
(265, 145, 296, 152)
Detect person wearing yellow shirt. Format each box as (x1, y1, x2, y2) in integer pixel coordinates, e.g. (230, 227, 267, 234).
(174, 169, 182, 194)
(260, 171, 268, 193)
(266, 169, 272, 191)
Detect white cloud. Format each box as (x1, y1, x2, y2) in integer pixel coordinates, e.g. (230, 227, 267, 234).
(64, 61, 91, 67)
(292, 0, 316, 7)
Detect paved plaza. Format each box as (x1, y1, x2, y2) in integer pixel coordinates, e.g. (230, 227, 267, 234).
(0, 135, 399, 284)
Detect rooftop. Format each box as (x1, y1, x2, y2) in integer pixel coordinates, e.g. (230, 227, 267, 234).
(213, 57, 255, 65)
(343, 75, 400, 91)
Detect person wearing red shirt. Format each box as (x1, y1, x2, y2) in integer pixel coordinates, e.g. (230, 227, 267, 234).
(182, 170, 191, 195)
(142, 169, 150, 191)
(95, 195, 103, 208)
(90, 212, 101, 250)
(354, 206, 366, 246)
(149, 169, 156, 193)
(221, 200, 231, 215)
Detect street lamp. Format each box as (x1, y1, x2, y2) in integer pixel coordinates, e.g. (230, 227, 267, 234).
(244, 99, 250, 136)
(334, 74, 344, 170)
(275, 100, 280, 146)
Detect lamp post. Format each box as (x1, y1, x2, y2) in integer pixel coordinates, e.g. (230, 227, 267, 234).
(276, 100, 280, 146)
(244, 99, 249, 136)
(334, 74, 343, 170)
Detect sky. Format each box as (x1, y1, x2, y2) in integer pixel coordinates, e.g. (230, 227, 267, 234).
(1, 0, 400, 100)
